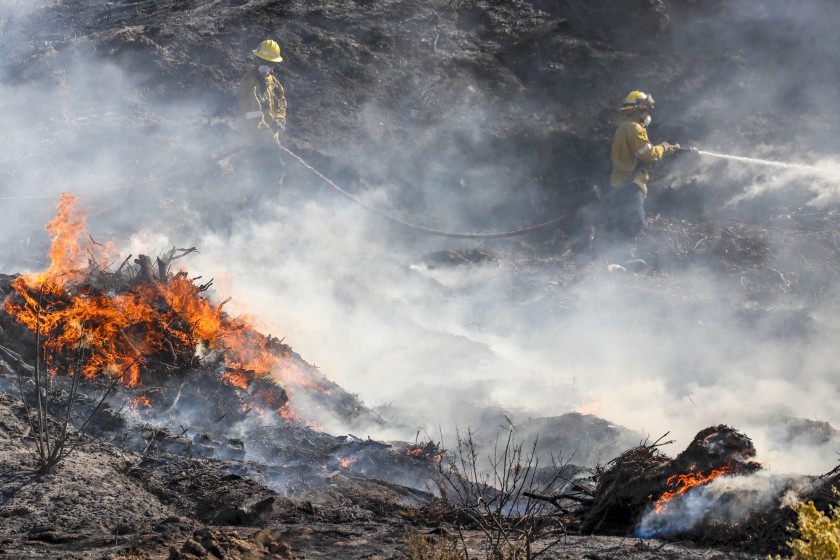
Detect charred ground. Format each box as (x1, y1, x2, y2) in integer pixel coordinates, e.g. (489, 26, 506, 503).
(1, 0, 840, 559)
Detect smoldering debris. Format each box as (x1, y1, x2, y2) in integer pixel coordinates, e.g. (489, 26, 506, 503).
(519, 424, 840, 555)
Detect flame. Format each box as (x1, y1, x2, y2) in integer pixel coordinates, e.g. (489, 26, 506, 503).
(132, 395, 151, 408)
(3, 193, 324, 421)
(222, 369, 252, 390)
(38, 193, 111, 292)
(577, 396, 602, 416)
(339, 457, 356, 468)
(271, 358, 330, 395)
(653, 463, 733, 513)
(404, 443, 441, 462)
(4, 193, 136, 381)
(278, 403, 301, 422)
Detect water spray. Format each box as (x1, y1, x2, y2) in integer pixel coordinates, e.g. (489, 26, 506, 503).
(694, 149, 815, 171)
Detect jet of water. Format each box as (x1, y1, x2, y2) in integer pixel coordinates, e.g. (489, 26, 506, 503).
(697, 150, 814, 170)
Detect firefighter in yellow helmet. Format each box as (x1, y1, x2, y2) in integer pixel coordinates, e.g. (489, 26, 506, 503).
(601, 90, 681, 268)
(238, 39, 287, 145)
(225, 39, 289, 213)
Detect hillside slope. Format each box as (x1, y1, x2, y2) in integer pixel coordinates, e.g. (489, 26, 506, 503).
(0, 1, 839, 558)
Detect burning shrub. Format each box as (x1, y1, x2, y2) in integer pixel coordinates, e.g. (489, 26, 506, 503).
(579, 436, 671, 534)
(1, 193, 324, 425)
(579, 425, 761, 537)
(0, 191, 369, 478)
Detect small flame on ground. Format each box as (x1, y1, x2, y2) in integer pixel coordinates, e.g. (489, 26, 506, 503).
(132, 395, 151, 408)
(278, 403, 300, 422)
(404, 443, 442, 462)
(653, 463, 733, 513)
(339, 457, 356, 468)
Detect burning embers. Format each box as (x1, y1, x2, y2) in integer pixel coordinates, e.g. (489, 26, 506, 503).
(652, 463, 734, 514)
(576, 425, 761, 537)
(632, 426, 763, 537)
(3, 193, 321, 422)
(404, 441, 442, 463)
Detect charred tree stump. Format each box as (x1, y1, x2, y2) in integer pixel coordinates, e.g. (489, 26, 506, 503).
(134, 254, 157, 284)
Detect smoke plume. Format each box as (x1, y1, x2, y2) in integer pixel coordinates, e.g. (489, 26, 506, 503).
(1, 0, 839, 479)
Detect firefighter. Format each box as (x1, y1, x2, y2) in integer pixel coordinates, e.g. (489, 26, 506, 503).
(229, 39, 289, 213)
(238, 39, 287, 146)
(601, 90, 680, 268)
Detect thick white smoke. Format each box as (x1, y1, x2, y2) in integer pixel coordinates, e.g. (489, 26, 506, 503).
(1, 0, 839, 481)
(636, 470, 811, 539)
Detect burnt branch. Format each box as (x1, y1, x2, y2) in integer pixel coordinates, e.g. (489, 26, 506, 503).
(435, 426, 571, 559)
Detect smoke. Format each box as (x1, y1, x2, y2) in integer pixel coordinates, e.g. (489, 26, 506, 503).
(1, 0, 840, 491)
(181, 199, 840, 473)
(636, 469, 814, 539)
(716, 156, 840, 208)
(0, 1, 46, 18)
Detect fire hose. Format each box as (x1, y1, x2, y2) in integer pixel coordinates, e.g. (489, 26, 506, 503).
(274, 138, 592, 239)
(1, 139, 812, 240)
(274, 141, 819, 239)
(0, 140, 600, 240)
(0, 143, 590, 239)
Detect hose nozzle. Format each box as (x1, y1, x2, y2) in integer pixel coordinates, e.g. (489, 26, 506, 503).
(676, 145, 699, 154)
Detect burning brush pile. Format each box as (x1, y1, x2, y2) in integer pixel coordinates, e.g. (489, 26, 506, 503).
(556, 424, 840, 553)
(2, 194, 839, 558)
(0, 194, 447, 485)
(0, 193, 334, 425)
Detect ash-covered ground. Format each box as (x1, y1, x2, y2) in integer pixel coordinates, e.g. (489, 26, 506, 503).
(1, 0, 840, 558)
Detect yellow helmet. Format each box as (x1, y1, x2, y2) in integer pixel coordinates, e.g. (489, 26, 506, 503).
(253, 39, 283, 62)
(619, 91, 655, 112)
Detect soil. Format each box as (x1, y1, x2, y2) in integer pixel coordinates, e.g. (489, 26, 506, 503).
(0, 390, 767, 560)
(2, 0, 839, 558)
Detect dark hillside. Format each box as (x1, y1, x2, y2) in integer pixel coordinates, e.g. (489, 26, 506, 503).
(0, 1, 839, 558)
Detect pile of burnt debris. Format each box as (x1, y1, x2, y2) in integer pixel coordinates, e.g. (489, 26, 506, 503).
(0, 260, 441, 496)
(1, 299, 837, 557)
(0, 219, 835, 557)
(524, 424, 839, 554)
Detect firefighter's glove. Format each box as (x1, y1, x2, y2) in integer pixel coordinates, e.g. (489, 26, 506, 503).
(273, 118, 286, 132)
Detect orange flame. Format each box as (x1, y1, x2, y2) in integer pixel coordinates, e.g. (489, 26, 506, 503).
(221, 369, 252, 390)
(278, 403, 301, 422)
(3, 194, 324, 421)
(339, 457, 356, 468)
(132, 395, 151, 408)
(654, 464, 733, 513)
(37, 193, 111, 292)
(404, 443, 441, 462)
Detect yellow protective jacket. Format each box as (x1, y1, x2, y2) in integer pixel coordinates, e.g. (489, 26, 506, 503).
(610, 118, 671, 195)
(238, 68, 287, 143)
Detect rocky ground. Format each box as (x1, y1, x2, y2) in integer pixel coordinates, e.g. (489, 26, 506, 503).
(0, 387, 771, 560)
(1, 0, 839, 558)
